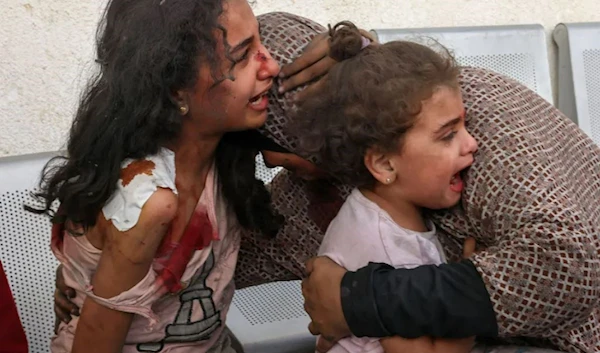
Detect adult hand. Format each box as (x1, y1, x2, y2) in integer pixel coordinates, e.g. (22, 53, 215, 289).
(279, 29, 377, 93)
(54, 265, 79, 333)
(278, 33, 334, 93)
(301, 257, 351, 348)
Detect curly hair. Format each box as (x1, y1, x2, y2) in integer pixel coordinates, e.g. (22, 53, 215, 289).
(292, 21, 459, 186)
(28, 0, 281, 237)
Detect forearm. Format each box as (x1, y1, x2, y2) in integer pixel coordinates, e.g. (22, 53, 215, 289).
(72, 298, 133, 353)
(343, 228, 600, 340)
(342, 260, 497, 338)
(72, 255, 147, 353)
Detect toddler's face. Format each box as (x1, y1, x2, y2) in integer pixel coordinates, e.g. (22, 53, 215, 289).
(389, 85, 478, 209)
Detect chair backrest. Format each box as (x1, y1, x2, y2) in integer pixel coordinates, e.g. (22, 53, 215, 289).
(0, 151, 60, 353)
(227, 280, 314, 353)
(553, 22, 600, 145)
(370, 24, 554, 104)
(255, 154, 282, 184)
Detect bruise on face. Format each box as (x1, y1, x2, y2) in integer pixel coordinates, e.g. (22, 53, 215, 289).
(120, 160, 156, 187)
(255, 50, 267, 62)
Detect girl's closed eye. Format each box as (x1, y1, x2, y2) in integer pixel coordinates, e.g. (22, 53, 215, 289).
(234, 49, 250, 64)
(441, 130, 457, 142)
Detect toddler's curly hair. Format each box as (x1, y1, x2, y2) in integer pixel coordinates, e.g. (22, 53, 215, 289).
(292, 21, 459, 186)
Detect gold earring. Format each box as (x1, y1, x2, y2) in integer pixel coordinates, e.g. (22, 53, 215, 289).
(179, 105, 189, 115)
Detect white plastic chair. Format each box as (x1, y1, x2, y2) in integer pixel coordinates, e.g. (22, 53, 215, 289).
(371, 24, 554, 104)
(227, 281, 314, 353)
(553, 22, 600, 145)
(255, 153, 282, 184)
(0, 151, 60, 353)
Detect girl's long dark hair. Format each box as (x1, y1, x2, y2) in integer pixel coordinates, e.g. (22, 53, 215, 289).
(28, 0, 281, 237)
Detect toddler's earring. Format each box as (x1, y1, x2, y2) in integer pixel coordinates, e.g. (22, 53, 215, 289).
(179, 105, 189, 115)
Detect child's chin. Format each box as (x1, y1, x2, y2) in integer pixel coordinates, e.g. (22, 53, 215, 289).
(442, 195, 463, 209)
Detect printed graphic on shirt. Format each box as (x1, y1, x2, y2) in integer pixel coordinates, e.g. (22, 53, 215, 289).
(137, 251, 221, 352)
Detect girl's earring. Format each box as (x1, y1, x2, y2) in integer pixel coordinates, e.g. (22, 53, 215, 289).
(179, 105, 189, 115)
(385, 177, 392, 184)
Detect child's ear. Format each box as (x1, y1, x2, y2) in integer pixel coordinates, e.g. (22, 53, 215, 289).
(364, 147, 396, 185)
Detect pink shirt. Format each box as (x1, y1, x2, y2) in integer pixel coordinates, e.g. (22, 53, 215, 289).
(51, 149, 241, 352)
(319, 189, 446, 353)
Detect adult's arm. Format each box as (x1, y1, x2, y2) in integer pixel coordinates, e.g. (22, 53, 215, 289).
(343, 223, 599, 339)
(342, 260, 496, 338)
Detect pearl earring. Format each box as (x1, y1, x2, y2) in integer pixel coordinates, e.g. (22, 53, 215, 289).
(385, 177, 392, 184)
(179, 105, 189, 115)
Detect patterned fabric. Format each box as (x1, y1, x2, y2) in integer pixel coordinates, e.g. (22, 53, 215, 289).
(471, 345, 564, 353)
(236, 11, 600, 353)
(256, 12, 326, 154)
(430, 68, 600, 352)
(236, 174, 348, 288)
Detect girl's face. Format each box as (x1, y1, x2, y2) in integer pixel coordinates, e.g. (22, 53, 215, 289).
(384, 86, 478, 210)
(261, 150, 329, 181)
(182, 0, 280, 135)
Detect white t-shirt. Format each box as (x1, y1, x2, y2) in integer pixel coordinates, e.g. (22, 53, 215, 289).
(318, 188, 446, 353)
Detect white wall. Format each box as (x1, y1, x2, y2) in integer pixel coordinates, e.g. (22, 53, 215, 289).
(1, 0, 599, 157)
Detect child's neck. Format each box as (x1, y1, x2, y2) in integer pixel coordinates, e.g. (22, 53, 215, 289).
(359, 186, 428, 232)
(165, 125, 221, 193)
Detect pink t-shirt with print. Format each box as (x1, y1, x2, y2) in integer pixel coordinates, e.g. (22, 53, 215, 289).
(51, 149, 241, 353)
